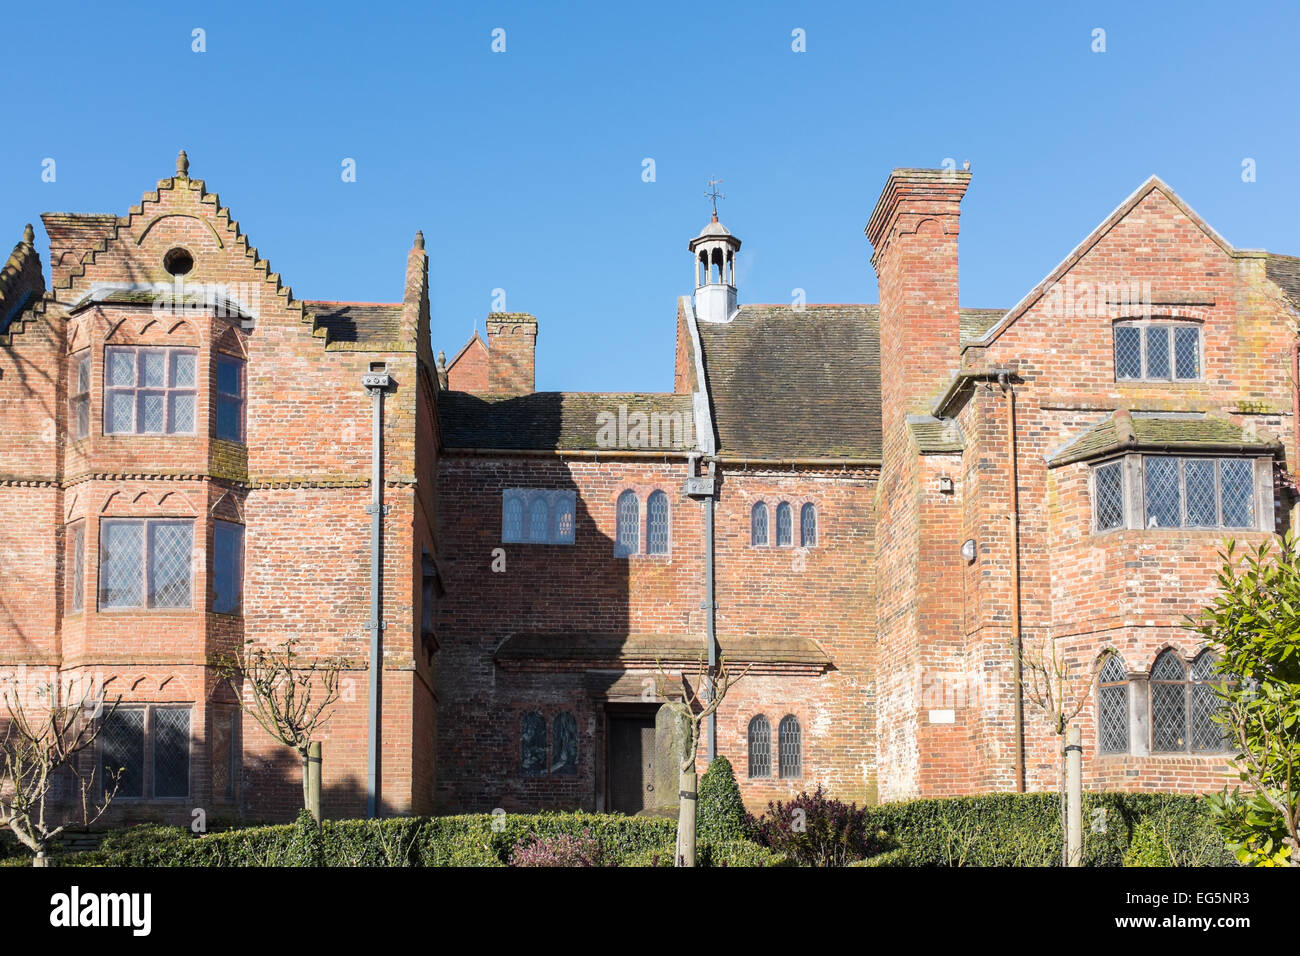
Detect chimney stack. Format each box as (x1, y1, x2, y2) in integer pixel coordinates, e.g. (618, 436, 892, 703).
(486, 312, 537, 394)
(866, 168, 970, 420)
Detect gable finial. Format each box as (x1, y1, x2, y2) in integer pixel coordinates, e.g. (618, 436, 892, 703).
(414, 230, 425, 250)
(176, 150, 190, 179)
(705, 176, 725, 220)
(22, 223, 34, 246)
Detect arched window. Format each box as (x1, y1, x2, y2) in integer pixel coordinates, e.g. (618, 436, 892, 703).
(552, 712, 578, 775)
(800, 503, 817, 547)
(747, 715, 771, 778)
(1190, 651, 1229, 752)
(1150, 651, 1187, 752)
(521, 711, 546, 776)
(1096, 653, 1129, 755)
(751, 502, 768, 547)
(528, 497, 549, 542)
(776, 502, 793, 547)
(778, 715, 802, 778)
(554, 496, 575, 543)
(647, 491, 669, 555)
(503, 496, 524, 542)
(615, 491, 639, 556)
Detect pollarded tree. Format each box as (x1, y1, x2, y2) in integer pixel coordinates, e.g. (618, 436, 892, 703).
(0, 678, 122, 866)
(1193, 536, 1300, 866)
(218, 639, 343, 819)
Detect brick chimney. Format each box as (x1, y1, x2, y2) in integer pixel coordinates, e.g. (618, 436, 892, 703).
(486, 312, 537, 394)
(865, 169, 970, 422)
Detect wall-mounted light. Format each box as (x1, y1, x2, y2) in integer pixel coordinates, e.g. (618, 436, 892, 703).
(939, 476, 954, 494)
(961, 539, 977, 563)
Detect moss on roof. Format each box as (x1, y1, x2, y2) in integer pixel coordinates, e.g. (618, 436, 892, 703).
(1051, 413, 1280, 466)
(438, 391, 696, 452)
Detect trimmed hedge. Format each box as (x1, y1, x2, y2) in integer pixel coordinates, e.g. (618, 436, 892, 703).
(51, 791, 1232, 867)
(858, 792, 1233, 867)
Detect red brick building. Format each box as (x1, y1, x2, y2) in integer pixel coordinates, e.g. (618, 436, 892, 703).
(0, 154, 439, 822)
(3, 156, 1296, 821)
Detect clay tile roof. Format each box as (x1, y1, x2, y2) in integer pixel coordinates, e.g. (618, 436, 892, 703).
(494, 632, 831, 668)
(1050, 412, 1280, 467)
(303, 301, 403, 344)
(438, 391, 697, 452)
(1266, 254, 1300, 312)
(695, 304, 882, 459)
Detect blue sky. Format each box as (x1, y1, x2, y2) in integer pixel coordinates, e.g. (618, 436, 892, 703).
(3, 1, 1298, 392)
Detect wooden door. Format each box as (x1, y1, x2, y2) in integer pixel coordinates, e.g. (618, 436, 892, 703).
(608, 715, 656, 814)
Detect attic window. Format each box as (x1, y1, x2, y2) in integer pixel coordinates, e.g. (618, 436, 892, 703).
(163, 248, 194, 277)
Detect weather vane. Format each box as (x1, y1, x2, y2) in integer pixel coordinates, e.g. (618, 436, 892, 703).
(705, 176, 725, 218)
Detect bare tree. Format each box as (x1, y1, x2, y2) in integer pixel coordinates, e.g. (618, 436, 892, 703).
(0, 678, 121, 866)
(657, 655, 749, 867)
(1019, 636, 1091, 865)
(219, 639, 343, 816)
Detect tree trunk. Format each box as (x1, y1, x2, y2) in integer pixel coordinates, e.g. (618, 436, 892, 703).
(33, 847, 48, 868)
(676, 767, 697, 867)
(307, 740, 322, 823)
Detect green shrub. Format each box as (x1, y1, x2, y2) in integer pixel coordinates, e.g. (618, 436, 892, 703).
(697, 757, 750, 844)
(863, 792, 1232, 867)
(698, 840, 790, 867)
(1123, 821, 1172, 867)
(620, 845, 674, 867)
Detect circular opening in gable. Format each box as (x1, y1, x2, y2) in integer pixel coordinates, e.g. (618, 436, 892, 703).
(163, 247, 195, 277)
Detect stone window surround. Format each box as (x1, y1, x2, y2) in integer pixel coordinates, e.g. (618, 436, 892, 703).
(1089, 452, 1274, 535)
(1094, 648, 1230, 759)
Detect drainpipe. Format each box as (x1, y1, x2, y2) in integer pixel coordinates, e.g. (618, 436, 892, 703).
(705, 460, 717, 761)
(998, 372, 1025, 793)
(362, 365, 392, 818)
(1292, 341, 1299, 481)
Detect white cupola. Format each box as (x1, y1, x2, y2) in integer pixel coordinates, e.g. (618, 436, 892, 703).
(689, 186, 741, 323)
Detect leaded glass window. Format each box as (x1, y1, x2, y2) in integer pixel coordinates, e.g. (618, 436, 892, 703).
(800, 503, 817, 547)
(68, 522, 85, 613)
(503, 496, 523, 541)
(1114, 325, 1143, 380)
(778, 715, 802, 778)
(528, 496, 549, 542)
(1150, 651, 1187, 753)
(1093, 460, 1124, 531)
(99, 519, 193, 609)
(552, 712, 578, 775)
(747, 715, 771, 778)
(502, 490, 576, 545)
(148, 521, 193, 608)
(71, 351, 91, 440)
(555, 497, 575, 543)
(1143, 457, 1256, 530)
(1113, 320, 1201, 382)
(103, 346, 197, 435)
(1096, 653, 1129, 755)
(1144, 457, 1181, 529)
(615, 490, 639, 556)
(751, 502, 768, 547)
(216, 353, 245, 443)
(152, 707, 191, 798)
(100, 707, 144, 798)
(776, 502, 793, 547)
(1220, 459, 1254, 528)
(521, 711, 547, 776)
(212, 520, 244, 614)
(1190, 652, 1229, 753)
(647, 491, 669, 555)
